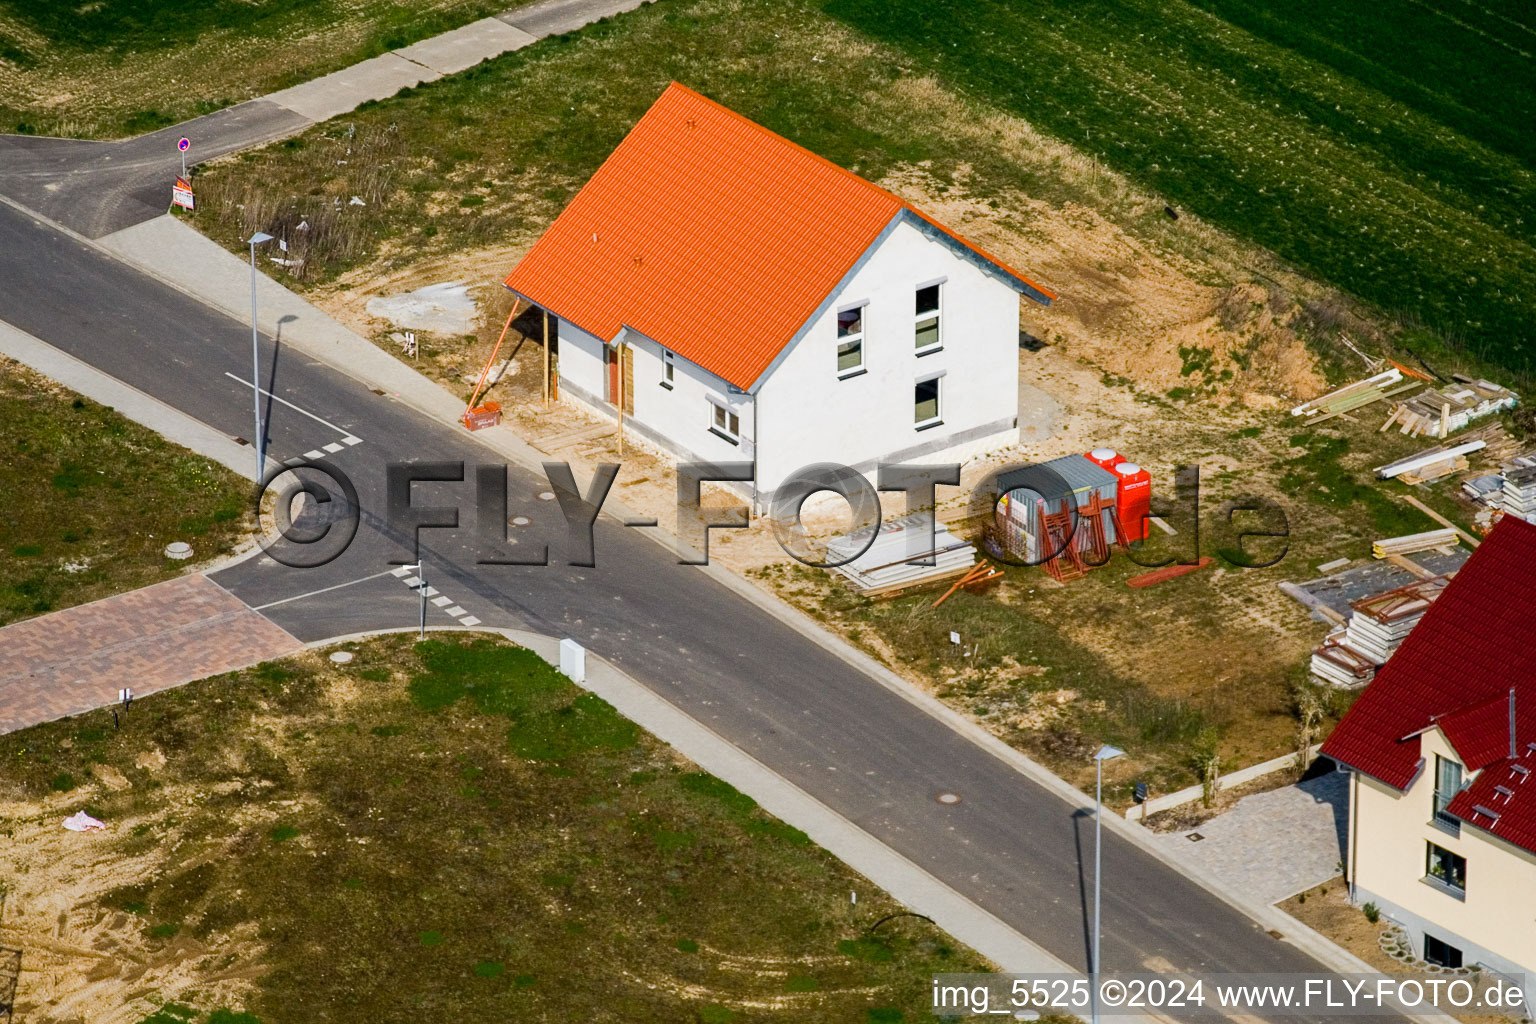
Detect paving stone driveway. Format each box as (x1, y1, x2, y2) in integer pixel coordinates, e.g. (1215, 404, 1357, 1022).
(0, 574, 302, 734)
(1151, 770, 1349, 904)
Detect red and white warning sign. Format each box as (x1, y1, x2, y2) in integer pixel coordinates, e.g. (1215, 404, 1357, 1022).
(172, 176, 195, 210)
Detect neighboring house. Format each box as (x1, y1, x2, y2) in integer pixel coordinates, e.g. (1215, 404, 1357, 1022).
(1321, 515, 1536, 1001)
(503, 82, 1054, 509)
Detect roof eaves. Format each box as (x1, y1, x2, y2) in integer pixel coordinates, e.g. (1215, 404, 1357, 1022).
(899, 207, 1056, 305)
(737, 210, 906, 393)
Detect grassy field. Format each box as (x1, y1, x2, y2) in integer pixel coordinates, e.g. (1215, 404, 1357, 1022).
(0, 0, 509, 138)
(0, 359, 250, 626)
(0, 634, 1036, 1024)
(824, 0, 1536, 381)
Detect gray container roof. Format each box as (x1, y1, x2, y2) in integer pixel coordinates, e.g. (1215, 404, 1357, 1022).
(997, 455, 1119, 502)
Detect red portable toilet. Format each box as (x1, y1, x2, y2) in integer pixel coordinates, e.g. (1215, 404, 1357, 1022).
(1114, 462, 1152, 543)
(1085, 447, 1124, 474)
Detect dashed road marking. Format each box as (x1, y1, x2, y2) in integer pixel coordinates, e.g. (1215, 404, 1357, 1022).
(392, 571, 484, 631)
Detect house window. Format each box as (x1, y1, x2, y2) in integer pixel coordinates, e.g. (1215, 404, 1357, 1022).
(1423, 934, 1463, 969)
(914, 283, 942, 353)
(1425, 842, 1466, 897)
(1433, 755, 1463, 833)
(914, 375, 941, 428)
(661, 350, 675, 389)
(709, 400, 739, 444)
(837, 304, 865, 377)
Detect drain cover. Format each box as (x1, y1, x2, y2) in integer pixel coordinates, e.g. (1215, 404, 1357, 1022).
(329, 651, 355, 664)
(936, 792, 961, 805)
(1187, 832, 1205, 842)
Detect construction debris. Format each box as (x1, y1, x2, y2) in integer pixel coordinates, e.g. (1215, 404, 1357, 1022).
(1126, 557, 1213, 589)
(1291, 369, 1419, 426)
(1381, 375, 1518, 439)
(1375, 440, 1485, 480)
(1309, 576, 1452, 687)
(829, 513, 977, 597)
(931, 560, 1003, 608)
(1372, 529, 1459, 559)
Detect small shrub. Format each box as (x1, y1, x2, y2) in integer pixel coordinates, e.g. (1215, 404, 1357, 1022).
(1363, 902, 1380, 923)
(676, 938, 699, 953)
(50, 773, 77, 792)
(473, 961, 504, 978)
(419, 930, 445, 946)
(268, 824, 300, 842)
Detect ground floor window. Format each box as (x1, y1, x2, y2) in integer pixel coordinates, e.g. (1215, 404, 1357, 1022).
(1423, 934, 1463, 969)
(914, 376, 941, 427)
(709, 400, 739, 443)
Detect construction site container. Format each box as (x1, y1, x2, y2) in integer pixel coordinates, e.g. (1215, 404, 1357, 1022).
(993, 455, 1120, 565)
(1113, 462, 1152, 543)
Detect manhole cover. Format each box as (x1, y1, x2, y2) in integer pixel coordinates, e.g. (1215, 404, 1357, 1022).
(511, 516, 531, 526)
(329, 651, 355, 664)
(537, 491, 556, 501)
(936, 792, 961, 805)
(1187, 832, 1205, 842)
(163, 541, 193, 560)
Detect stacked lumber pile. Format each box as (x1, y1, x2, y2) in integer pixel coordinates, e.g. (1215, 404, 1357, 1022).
(829, 514, 976, 597)
(1501, 466, 1536, 523)
(1380, 375, 1518, 439)
(1372, 529, 1459, 559)
(1291, 369, 1418, 426)
(1310, 576, 1451, 687)
(1375, 440, 1485, 481)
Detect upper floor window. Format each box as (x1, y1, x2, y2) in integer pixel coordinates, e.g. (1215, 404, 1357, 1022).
(709, 399, 739, 444)
(1433, 755, 1463, 833)
(1425, 841, 1466, 897)
(914, 374, 942, 428)
(837, 304, 865, 377)
(914, 283, 942, 354)
(661, 350, 675, 389)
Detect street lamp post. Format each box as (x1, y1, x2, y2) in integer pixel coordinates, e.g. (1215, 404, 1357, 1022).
(247, 232, 274, 479)
(1092, 744, 1124, 1024)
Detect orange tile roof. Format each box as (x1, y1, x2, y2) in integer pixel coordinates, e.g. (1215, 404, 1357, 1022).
(504, 82, 1054, 390)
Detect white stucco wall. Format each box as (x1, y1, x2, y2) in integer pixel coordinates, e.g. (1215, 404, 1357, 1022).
(1349, 728, 1536, 997)
(547, 214, 1026, 503)
(754, 217, 1020, 494)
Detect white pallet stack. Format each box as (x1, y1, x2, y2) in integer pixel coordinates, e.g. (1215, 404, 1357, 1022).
(1309, 577, 1450, 687)
(1502, 467, 1536, 522)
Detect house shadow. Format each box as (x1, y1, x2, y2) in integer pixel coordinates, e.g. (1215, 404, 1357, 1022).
(1019, 329, 1049, 352)
(1297, 756, 1350, 868)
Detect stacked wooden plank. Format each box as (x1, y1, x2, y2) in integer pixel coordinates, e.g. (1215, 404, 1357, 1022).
(1501, 466, 1536, 523)
(1381, 375, 1518, 439)
(828, 513, 977, 597)
(1309, 576, 1451, 687)
(1375, 440, 1485, 480)
(1291, 369, 1417, 426)
(1372, 529, 1459, 559)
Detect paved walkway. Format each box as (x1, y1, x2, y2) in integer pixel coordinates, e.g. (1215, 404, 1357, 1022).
(0, 574, 302, 733)
(1152, 770, 1349, 904)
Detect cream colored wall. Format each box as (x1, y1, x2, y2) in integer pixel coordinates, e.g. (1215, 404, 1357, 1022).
(1352, 727, 1536, 971)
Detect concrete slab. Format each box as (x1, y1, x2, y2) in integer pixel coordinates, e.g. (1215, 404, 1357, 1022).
(395, 17, 537, 75)
(266, 52, 441, 123)
(1153, 771, 1349, 904)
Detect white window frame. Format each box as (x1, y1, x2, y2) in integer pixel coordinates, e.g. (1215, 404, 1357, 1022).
(836, 301, 866, 378)
(914, 370, 944, 430)
(914, 278, 944, 355)
(708, 398, 740, 444)
(661, 349, 676, 389)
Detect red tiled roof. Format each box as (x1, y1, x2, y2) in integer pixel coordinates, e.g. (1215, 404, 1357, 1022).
(1446, 748, 1536, 856)
(1322, 517, 1536, 854)
(503, 82, 1054, 390)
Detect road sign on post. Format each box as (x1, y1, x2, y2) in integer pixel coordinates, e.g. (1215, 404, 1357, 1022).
(177, 136, 189, 178)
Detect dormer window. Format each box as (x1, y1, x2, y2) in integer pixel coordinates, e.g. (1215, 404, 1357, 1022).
(1433, 754, 1463, 833)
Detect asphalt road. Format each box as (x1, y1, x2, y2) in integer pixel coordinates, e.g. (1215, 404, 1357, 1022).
(0, 197, 1375, 1024)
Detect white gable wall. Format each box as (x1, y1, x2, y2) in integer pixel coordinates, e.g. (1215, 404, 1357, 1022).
(546, 216, 1023, 504)
(754, 217, 1020, 495)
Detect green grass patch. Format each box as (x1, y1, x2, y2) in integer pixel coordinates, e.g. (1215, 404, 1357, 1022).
(0, 361, 249, 625)
(0, 635, 988, 1021)
(824, 0, 1536, 379)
